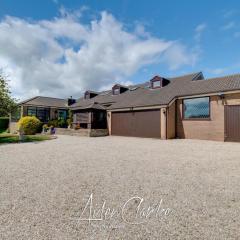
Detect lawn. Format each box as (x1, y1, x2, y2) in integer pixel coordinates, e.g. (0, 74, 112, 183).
(0, 134, 54, 144)
(0, 129, 7, 134)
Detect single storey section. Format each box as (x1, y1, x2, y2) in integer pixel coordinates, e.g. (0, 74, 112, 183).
(176, 92, 240, 141)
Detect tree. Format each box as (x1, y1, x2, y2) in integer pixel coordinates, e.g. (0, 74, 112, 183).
(0, 72, 17, 117)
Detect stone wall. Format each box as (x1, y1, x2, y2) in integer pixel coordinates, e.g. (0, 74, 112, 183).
(89, 129, 109, 137)
(55, 128, 108, 137)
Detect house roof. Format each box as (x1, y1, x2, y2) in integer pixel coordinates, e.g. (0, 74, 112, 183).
(19, 72, 240, 111)
(19, 96, 68, 108)
(70, 72, 240, 110)
(71, 102, 106, 110)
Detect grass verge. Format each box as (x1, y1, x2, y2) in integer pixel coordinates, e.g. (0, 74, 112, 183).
(0, 134, 55, 144)
(0, 129, 7, 134)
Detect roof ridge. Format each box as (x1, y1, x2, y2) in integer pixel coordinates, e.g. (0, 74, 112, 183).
(205, 73, 240, 81)
(82, 72, 203, 95)
(169, 71, 202, 79)
(36, 96, 66, 100)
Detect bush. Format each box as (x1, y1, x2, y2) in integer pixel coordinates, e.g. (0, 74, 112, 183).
(18, 116, 42, 135)
(58, 119, 68, 128)
(0, 117, 9, 132)
(47, 119, 58, 128)
(47, 119, 68, 128)
(42, 124, 48, 130)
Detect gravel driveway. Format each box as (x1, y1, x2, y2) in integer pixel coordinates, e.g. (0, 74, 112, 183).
(0, 135, 240, 239)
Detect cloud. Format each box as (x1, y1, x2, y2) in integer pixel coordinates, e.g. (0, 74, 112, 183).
(223, 10, 237, 18)
(0, 10, 198, 100)
(209, 68, 228, 75)
(221, 21, 235, 30)
(194, 23, 207, 42)
(162, 42, 198, 70)
(234, 32, 240, 38)
(207, 62, 240, 76)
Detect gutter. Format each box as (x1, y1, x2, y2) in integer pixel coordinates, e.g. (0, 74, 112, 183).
(108, 104, 167, 112)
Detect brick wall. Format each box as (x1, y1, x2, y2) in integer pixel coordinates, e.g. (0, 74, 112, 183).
(167, 101, 176, 139)
(176, 96, 225, 141)
(176, 93, 240, 141)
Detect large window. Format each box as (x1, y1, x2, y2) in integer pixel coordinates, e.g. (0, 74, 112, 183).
(183, 97, 210, 119)
(27, 107, 50, 122)
(37, 108, 50, 122)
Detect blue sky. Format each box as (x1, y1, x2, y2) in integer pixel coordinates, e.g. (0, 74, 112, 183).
(0, 0, 240, 99)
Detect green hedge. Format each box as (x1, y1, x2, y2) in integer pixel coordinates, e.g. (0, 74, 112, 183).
(0, 117, 9, 131)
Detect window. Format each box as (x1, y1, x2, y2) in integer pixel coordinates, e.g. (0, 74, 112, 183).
(84, 92, 90, 99)
(58, 109, 67, 120)
(27, 107, 37, 117)
(113, 88, 120, 95)
(27, 107, 50, 122)
(37, 108, 50, 122)
(152, 80, 161, 88)
(183, 97, 210, 119)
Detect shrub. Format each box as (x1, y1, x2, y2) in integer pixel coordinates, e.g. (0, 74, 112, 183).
(67, 110, 73, 127)
(47, 119, 58, 127)
(42, 124, 48, 130)
(0, 117, 9, 132)
(18, 116, 42, 135)
(47, 119, 68, 128)
(58, 119, 68, 128)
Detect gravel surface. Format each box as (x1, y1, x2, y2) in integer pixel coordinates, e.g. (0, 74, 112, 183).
(0, 135, 240, 239)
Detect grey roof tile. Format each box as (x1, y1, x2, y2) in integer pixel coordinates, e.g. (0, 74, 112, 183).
(20, 72, 240, 110)
(19, 96, 68, 108)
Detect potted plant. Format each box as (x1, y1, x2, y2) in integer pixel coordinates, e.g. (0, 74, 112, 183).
(42, 124, 49, 134)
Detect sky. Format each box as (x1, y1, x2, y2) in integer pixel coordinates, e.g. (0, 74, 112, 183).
(0, 0, 240, 100)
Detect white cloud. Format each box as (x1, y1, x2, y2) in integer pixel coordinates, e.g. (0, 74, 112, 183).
(234, 32, 240, 38)
(223, 10, 237, 19)
(221, 21, 236, 30)
(194, 23, 207, 42)
(0, 10, 198, 100)
(162, 42, 198, 70)
(209, 68, 228, 75)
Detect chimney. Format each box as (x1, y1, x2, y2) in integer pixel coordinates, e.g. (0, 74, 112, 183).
(67, 96, 76, 106)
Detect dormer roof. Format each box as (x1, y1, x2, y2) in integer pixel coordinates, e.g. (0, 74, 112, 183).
(70, 71, 240, 110)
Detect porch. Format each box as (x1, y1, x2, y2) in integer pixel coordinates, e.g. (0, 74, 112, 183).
(72, 103, 107, 130)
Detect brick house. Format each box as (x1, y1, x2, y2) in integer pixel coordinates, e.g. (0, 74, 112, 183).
(17, 72, 240, 141)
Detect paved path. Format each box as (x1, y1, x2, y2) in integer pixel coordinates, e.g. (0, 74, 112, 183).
(0, 136, 240, 239)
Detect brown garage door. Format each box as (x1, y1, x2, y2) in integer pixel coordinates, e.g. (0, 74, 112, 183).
(111, 110, 161, 138)
(225, 105, 240, 142)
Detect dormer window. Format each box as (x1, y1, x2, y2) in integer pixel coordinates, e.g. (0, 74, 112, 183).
(113, 88, 120, 95)
(84, 91, 98, 99)
(112, 84, 128, 95)
(152, 80, 161, 88)
(150, 76, 162, 89)
(150, 75, 170, 89)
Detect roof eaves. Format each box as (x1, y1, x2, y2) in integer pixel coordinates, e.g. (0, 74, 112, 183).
(18, 96, 40, 105)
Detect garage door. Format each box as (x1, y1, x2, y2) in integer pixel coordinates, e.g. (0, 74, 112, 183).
(111, 110, 161, 138)
(225, 105, 240, 142)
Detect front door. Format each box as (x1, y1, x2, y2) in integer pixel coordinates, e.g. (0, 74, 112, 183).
(225, 105, 240, 142)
